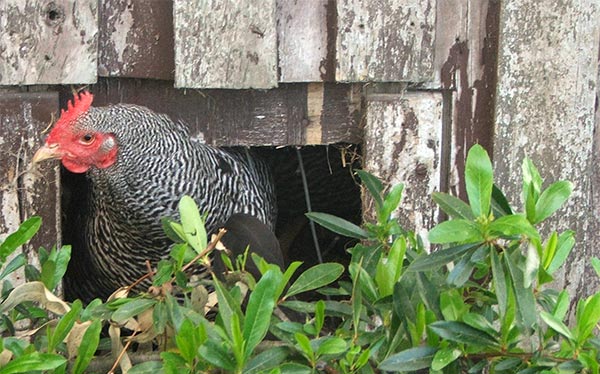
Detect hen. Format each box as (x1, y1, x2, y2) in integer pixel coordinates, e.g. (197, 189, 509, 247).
(33, 91, 277, 302)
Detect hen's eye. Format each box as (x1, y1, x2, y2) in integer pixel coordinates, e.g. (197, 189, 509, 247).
(80, 133, 95, 144)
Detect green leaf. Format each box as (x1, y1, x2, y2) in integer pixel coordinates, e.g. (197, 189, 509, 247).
(198, 339, 236, 371)
(48, 299, 82, 352)
(357, 170, 384, 211)
(315, 336, 347, 356)
(294, 332, 314, 362)
(440, 289, 469, 321)
(0, 253, 26, 280)
(285, 263, 344, 299)
(380, 183, 404, 222)
(305, 212, 368, 240)
(408, 243, 481, 272)
(244, 346, 289, 374)
(534, 181, 572, 224)
(432, 192, 475, 220)
(73, 319, 102, 374)
(179, 195, 207, 253)
(213, 277, 244, 339)
(465, 144, 493, 217)
(546, 231, 575, 274)
(431, 347, 461, 371)
(0, 216, 41, 263)
(522, 158, 543, 199)
(488, 214, 539, 240)
(463, 313, 498, 338)
(349, 262, 378, 302)
(0, 352, 66, 374)
(428, 219, 483, 244)
(592, 258, 600, 278)
(490, 248, 508, 318)
(491, 184, 513, 216)
(429, 321, 498, 347)
(176, 318, 206, 363)
(540, 311, 574, 341)
(244, 269, 282, 359)
(504, 252, 536, 330)
(112, 298, 157, 323)
(378, 346, 437, 371)
(129, 361, 164, 374)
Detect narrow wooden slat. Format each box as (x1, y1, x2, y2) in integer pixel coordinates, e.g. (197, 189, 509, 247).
(277, 0, 333, 82)
(363, 92, 443, 241)
(336, 0, 436, 83)
(174, 0, 278, 89)
(0, 1, 97, 85)
(98, 0, 175, 80)
(494, 1, 600, 298)
(0, 92, 60, 286)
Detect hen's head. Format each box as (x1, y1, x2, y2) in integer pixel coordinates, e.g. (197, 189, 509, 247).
(33, 91, 118, 173)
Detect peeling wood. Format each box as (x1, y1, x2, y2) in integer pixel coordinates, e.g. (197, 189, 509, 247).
(277, 0, 332, 82)
(494, 0, 600, 299)
(174, 0, 278, 89)
(98, 0, 175, 80)
(0, 0, 98, 85)
(336, 0, 436, 83)
(0, 92, 60, 286)
(363, 91, 443, 242)
(305, 83, 324, 144)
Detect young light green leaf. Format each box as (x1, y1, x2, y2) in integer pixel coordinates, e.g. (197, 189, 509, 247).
(378, 346, 437, 371)
(213, 277, 244, 339)
(546, 231, 575, 274)
(534, 181, 573, 224)
(243, 269, 282, 359)
(0, 352, 66, 374)
(48, 299, 83, 352)
(540, 311, 574, 341)
(305, 212, 368, 240)
(431, 347, 461, 371)
(179, 195, 207, 253)
(316, 336, 347, 356)
(488, 214, 540, 240)
(285, 263, 344, 299)
(380, 184, 404, 222)
(432, 192, 475, 220)
(72, 319, 102, 374)
(428, 219, 483, 244)
(592, 257, 600, 278)
(465, 144, 493, 218)
(0, 216, 42, 263)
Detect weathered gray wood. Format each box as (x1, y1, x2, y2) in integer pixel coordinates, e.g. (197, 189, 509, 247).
(0, 1, 97, 85)
(98, 0, 174, 80)
(363, 92, 443, 241)
(336, 0, 436, 83)
(91, 79, 361, 146)
(277, 0, 332, 82)
(0, 92, 60, 286)
(174, 0, 278, 89)
(494, 1, 600, 299)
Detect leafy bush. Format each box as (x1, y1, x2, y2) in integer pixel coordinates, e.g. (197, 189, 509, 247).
(0, 144, 598, 373)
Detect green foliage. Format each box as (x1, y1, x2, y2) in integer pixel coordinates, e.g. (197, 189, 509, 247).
(0, 144, 598, 373)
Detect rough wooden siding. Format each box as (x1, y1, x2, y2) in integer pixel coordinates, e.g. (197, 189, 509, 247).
(336, 0, 436, 83)
(494, 1, 600, 297)
(174, 0, 278, 89)
(363, 92, 443, 241)
(91, 79, 361, 146)
(0, 92, 60, 286)
(0, 1, 98, 85)
(277, 0, 336, 82)
(98, 0, 174, 80)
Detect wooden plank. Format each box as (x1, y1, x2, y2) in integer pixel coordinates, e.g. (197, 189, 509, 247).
(174, 0, 278, 89)
(277, 0, 333, 82)
(0, 92, 60, 286)
(363, 91, 443, 241)
(336, 0, 436, 83)
(0, 1, 97, 85)
(98, 0, 175, 80)
(494, 1, 600, 299)
(90, 79, 361, 146)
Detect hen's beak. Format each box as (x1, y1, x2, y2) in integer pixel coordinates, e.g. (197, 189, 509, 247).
(32, 144, 62, 164)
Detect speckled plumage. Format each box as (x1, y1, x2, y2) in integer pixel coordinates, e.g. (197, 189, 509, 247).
(62, 104, 276, 302)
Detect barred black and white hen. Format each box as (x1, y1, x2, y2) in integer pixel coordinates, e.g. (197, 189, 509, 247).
(33, 91, 278, 302)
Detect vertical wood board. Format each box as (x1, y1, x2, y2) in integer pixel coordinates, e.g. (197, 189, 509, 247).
(277, 0, 333, 82)
(336, 0, 436, 83)
(494, 0, 600, 298)
(98, 0, 175, 80)
(0, 92, 60, 286)
(174, 0, 278, 89)
(363, 92, 443, 242)
(0, 1, 98, 85)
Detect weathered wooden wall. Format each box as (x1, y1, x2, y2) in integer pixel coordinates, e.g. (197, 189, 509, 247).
(494, 0, 600, 298)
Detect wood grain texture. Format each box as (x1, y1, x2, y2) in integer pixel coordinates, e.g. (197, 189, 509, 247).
(494, 0, 600, 299)
(277, 0, 332, 82)
(98, 0, 175, 80)
(174, 0, 278, 89)
(90, 79, 361, 146)
(0, 1, 97, 85)
(363, 92, 443, 242)
(0, 92, 60, 286)
(336, 0, 436, 83)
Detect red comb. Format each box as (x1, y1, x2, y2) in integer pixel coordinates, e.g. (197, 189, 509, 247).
(54, 91, 94, 130)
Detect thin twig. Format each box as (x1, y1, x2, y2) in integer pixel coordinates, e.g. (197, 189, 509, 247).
(108, 329, 138, 374)
(181, 228, 227, 273)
